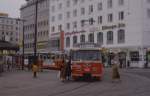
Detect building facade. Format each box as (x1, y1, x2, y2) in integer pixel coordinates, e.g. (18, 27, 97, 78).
(0, 13, 21, 45)
(49, 0, 150, 68)
(20, 0, 50, 59)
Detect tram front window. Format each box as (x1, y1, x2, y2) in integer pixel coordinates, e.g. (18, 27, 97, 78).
(72, 50, 101, 61)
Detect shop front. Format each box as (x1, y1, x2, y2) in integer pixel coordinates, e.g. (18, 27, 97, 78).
(0, 40, 19, 72)
(105, 47, 148, 68)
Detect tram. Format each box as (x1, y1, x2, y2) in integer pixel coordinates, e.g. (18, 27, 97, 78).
(70, 43, 104, 80)
(42, 51, 67, 70)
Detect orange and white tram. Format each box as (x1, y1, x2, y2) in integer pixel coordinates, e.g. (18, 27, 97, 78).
(70, 43, 104, 80)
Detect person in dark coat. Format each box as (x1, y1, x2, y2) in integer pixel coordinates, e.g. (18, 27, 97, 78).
(60, 58, 67, 82)
(65, 56, 71, 80)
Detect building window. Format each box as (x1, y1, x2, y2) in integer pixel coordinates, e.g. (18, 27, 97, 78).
(52, 16, 55, 22)
(88, 33, 94, 43)
(51, 26, 55, 32)
(73, 0, 78, 5)
(119, 11, 124, 20)
(107, 0, 113, 8)
(58, 25, 62, 31)
(147, 9, 150, 18)
(51, 39, 60, 49)
(98, 2, 102, 11)
(81, 7, 85, 15)
(118, 29, 125, 43)
(73, 21, 77, 28)
(16, 21, 18, 24)
(66, 0, 70, 7)
(98, 16, 102, 24)
(58, 3, 62, 9)
(73, 9, 77, 17)
(89, 18, 95, 25)
(80, 34, 85, 43)
(66, 37, 70, 47)
(52, 5, 55, 12)
(107, 31, 113, 44)
(130, 51, 139, 61)
(108, 13, 113, 22)
(118, 0, 124, 6)
(66, 23, 70, 30)
(58, 14, 63, 20)
(66, 11, 70, 18)
(89, 5, 94, 14)
(97, 32, 103, 44)
(73, 36, 78, 45)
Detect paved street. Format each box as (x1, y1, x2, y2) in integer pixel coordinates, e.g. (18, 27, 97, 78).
(0, 68, 150, 96)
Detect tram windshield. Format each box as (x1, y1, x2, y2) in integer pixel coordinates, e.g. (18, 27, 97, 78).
(72, 50, 101, 61)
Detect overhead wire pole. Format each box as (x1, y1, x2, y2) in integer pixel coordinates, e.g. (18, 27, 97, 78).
(22, 20, 25, 70)
(34, 0, 38, 64)
(17, 18, 25, 70)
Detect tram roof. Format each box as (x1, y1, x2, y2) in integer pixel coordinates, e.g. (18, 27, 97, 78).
(71, 42, 102, 51)
(71, 48, 102, 51)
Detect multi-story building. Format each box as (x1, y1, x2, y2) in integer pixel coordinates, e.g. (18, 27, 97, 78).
(0, 13, 21, 44)
(20, 0, 50, 59)
(49, 0, 150, 68)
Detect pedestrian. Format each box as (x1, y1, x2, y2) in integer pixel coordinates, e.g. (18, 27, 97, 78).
(111, 54, 121, 82)
(32, 64, 38, 78)
(7, 59, 10, 71)
(65, 56, 71, 80)
(60, 58, 67, 82)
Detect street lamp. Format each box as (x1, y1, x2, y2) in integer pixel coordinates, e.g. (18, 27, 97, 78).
(17, 18, 26, 70)
(33, 0, 38, 64)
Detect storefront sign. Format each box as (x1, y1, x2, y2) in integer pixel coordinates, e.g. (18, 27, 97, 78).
(88, 23, 126, 32)
(102, 23, 126, 30)
(65, 30, 86, 36)
(37, 41, 48, 49)
(0, 13, 8, 17)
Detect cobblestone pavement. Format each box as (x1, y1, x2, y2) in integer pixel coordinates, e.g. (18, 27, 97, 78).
(0, 68, 150, 96)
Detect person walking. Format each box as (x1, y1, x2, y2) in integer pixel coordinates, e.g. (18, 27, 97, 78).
(111, 54, 120, 82)
(32, 64, 38, 78)
(65, 56, 71, 80)
(7, 59, 10, 71)
(60, 58, 67, 82)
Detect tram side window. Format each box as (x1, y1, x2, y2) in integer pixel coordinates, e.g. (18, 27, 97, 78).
(130, 51, 139, 61)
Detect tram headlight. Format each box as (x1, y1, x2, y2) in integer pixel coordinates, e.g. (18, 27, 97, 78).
(86, 63, 90, 66)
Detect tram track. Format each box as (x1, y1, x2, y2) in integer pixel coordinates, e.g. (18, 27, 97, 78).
(48, 82, 93, 96)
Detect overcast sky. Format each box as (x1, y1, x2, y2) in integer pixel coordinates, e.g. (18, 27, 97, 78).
(0, 0, 26, 18)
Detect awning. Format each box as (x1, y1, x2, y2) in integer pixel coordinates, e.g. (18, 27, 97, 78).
(0, 40, 19, 51)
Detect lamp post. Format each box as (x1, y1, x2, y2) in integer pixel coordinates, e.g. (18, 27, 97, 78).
(17, 18, 26, 70)
(22, 20, 25, 70)
(33, 0, 38, 64)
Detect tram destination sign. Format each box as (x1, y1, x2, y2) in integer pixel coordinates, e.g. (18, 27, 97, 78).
(74, 42, 101, 48)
